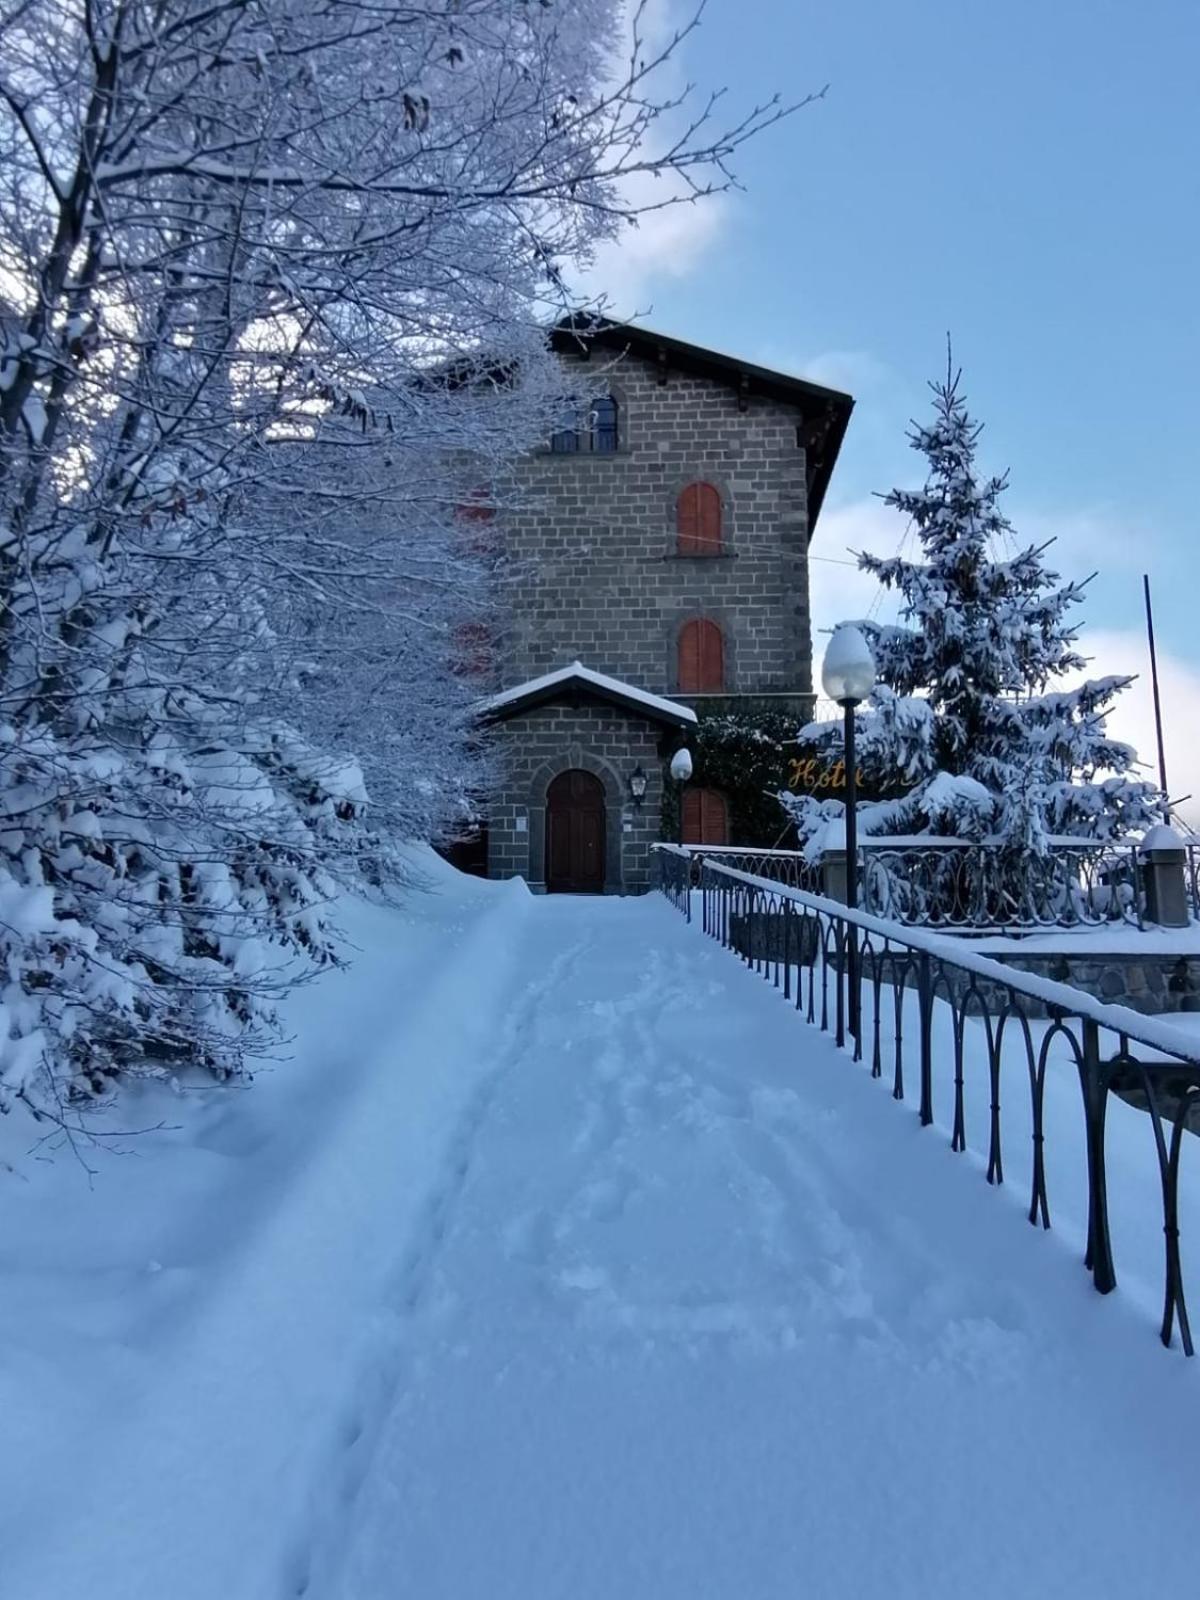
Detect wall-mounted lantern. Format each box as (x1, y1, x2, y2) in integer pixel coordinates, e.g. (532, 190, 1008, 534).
(629, 765, 648, 807)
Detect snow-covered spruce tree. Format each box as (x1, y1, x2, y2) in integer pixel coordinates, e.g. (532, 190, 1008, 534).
(782, 361, 1159, 855)
(0, 0, 804, 1120)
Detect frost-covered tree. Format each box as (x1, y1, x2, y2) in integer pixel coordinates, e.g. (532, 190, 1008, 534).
(0, 0, 803, 1120)
(783, 360, 1159, 853)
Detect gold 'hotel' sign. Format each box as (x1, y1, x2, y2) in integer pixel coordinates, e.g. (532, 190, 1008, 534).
(787, 757, 866, 793)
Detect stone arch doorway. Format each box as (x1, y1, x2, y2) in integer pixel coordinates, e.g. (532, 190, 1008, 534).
(545, 769, 606, 893)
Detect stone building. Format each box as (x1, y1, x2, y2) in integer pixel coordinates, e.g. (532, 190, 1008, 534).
(471, 319, 853, 893)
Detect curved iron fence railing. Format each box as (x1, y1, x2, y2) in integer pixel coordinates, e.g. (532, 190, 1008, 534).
(655, 839, 1146, 932)
(653, 848, 1200, 1356)
(859, 838, 1143, 931)
(656, 844, 823, 895)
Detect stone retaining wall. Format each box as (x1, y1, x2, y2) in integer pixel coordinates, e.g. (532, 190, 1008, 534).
(982, 951, 1200, 1017)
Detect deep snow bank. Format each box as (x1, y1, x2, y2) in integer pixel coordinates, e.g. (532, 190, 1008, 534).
(0, 856, 530, 1600)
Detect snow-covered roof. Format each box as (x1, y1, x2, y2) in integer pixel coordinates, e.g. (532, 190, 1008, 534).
(550, 316, 854, 533)
(479, 662, 698, 728)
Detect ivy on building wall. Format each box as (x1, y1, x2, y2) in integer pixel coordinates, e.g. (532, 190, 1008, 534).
(661, 708, 802, 847)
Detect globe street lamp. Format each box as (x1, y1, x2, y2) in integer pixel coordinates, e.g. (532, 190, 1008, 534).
(669, 745, 693, 846)
(821, 624, 876, 1037)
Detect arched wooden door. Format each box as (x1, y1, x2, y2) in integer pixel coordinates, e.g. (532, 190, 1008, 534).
(546, 769, 606, 893)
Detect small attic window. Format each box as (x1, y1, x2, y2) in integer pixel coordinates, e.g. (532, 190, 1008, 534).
(590, 395, 618, 452)
(550, 395, 618, 453)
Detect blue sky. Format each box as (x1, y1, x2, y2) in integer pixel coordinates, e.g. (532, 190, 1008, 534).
(591, 0, 1199, 813)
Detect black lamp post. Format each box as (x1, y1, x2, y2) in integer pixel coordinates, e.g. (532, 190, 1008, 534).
(821, 624, 876, 1038)
(669, 745, 693, 846)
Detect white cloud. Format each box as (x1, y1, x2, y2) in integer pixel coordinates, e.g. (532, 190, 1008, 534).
(808, 496, 909, 642)
(568, 0, 734, 316)
(1020, 507, 1163, 577)
(1069, 629, 1200, 830)
(807, 506, 1199, 828)
(576, 187, 731, 318)
(797, 349, 898, 396)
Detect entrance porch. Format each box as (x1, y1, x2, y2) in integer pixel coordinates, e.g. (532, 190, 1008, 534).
(477, 663, 697, 894)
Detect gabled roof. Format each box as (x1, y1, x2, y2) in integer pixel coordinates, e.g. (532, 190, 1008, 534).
(479, 662, 698, 729)
(550, 316, 854, 534)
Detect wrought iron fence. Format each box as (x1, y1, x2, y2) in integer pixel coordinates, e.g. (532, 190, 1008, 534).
(859, 837, 1144, 932)
(655, 850, 1200, 1356)
(655, 843, 693, 918)
(651, 845, 825, 922)
(654, 838, 1146, 932)
(664, 845, 823, 893)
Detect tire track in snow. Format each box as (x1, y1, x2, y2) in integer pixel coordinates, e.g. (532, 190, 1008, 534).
(391, 932, 591, 1319)
(286, 924, 594, 1599)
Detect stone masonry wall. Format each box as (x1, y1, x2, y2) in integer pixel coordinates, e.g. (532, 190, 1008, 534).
(985, 951, 1200, 1017)
(500, 348, 813, 712)
(855, 947, 1200, 1020)
(728, 917, 1200, 1018)
(488, 701, 670, 893)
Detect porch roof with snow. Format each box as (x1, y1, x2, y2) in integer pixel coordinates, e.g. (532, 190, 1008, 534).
(479, 663, 698, 729)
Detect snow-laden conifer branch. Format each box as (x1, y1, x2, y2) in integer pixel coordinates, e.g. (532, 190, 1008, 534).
(783, 364, 1160, 857)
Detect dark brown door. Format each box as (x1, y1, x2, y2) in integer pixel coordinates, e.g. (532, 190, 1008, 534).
(546, 769, 606, 893)
(681, 787, 729, 846)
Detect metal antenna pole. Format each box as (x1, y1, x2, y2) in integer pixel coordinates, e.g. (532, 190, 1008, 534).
(1143, 574, 1170, 808)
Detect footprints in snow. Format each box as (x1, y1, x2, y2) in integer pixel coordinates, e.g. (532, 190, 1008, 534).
(493, 939, 1033, 1363)
(495, 949, 865, 1347)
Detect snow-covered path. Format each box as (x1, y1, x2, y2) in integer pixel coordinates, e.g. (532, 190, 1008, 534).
(302, 893, 1198, 1600)
(3, 875, 1197, 1600)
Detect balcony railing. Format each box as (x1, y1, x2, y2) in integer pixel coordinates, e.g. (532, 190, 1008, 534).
(653, 846, 1200, 1356)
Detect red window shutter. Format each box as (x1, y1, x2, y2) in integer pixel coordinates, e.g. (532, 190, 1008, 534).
(676, 483, 722, 556)
(455, 487, 496, 554)
(681, 787, 728, 845)
(681, 787, 702, 843)
(455, 485, 495, 522)
(452, 621, 491, 679)
(678, 618, 724, 692)
(678, 620, 699, 691)
(701, 621, 724, 689)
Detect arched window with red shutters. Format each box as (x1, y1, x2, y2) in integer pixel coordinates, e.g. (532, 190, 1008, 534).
(681, 787, 729, 846)
(677, 617, 725, 692)
(676, 482, 722, 556)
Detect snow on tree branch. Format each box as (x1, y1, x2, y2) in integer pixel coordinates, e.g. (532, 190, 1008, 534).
(0, 0, 810, 1118)
(782, 360, 1160, 857)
